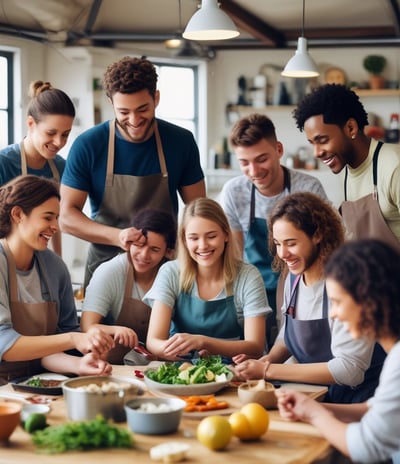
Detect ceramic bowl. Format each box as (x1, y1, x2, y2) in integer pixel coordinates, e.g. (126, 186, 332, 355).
(62, 376, 144, 422)
(238, 379, 277, 409)
(0, 401, 22, 442)
(21, 403, 51, 423)
(124, 397, 186, 435)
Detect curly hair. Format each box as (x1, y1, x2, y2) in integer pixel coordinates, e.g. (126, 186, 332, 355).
(0, 175, 60, 238)
(178, 198, 240, 293)
(268, 192, 345, 273)
(293, 84, 369, 132)
(324, 239, 400, 340)
(27, 80, 75, 122)
(102, 56, 158, 99)
(229, 113, 277, 147)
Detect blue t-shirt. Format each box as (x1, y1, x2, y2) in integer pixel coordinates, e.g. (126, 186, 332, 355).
(61, 119, 204, 217)
(0, 143, 65, 185)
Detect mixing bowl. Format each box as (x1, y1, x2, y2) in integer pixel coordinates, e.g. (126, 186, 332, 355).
(0, 401, 22, 442)
(62, 375, 143, 422)
(125, 397, 186, 435)
(238, 379, 277, 409)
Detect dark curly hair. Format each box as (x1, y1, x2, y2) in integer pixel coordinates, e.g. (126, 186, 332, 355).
(293, 84, 369, 132)
(268, 192, 345, 273)
(102, 56, 158, 99)
(0, 175, 60, 238)
(130, 208, 176, 251)
(229, 113, 277, 147)
(324, 239, 400, 340)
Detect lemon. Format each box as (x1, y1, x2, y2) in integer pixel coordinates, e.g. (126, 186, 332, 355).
(24, 413, 48, 433)
(228, 412, 254, 440)
(196, 415, 232, 450)
(240, 403, 269, 438)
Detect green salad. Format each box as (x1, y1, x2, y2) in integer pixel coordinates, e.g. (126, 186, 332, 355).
(146, 355, 232, 385)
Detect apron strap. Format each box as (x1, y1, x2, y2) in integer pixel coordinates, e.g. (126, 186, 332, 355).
(344, 141, 383, 201)
(20, 141, 60, 182)
(0, 239, 19, 302)
(286, 273, 328, 318)
(106, 120, 116, 187)
(124, 255, 134, 299)
(154, 122, 168, 178)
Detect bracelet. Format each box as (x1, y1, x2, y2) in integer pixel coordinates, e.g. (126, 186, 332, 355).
(263, 361, 271, 379)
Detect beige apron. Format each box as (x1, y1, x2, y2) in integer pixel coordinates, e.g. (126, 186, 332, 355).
(0, 240, 58, 383)
(340, 141, 400, 252)
(106, 255, 152, 365)
(20, 141, 60, 181)
(84, 120, 173, 287)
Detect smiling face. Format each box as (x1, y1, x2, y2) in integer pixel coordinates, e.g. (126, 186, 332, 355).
(235, 138, 284, 195)
(272, 218, 321, 280)
(303, 115, 360, 172)
(326, 277, 362, 338)
(13, 197, 60, 251)
(130, 230, 169, 276)
(111, 89, 159, 143)
(27, 114, 73, 161)
(184, 216, 227, 270)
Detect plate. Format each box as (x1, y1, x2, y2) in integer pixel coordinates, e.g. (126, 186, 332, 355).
(144, 369, 234, 396)
(11, 373, 70, 395)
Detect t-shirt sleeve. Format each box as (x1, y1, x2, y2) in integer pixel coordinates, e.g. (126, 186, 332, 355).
(143, 261, 180, 308)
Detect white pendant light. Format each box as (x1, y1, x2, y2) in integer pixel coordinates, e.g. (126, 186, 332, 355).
(281, 0, 319, 78)
(183, 0, 239, 41)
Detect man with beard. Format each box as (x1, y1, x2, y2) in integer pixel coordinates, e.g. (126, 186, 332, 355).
(60, 57, 205, 287)
(293, 84, 400, 252)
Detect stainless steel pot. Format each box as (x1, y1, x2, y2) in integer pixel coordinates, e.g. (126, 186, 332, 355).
(62, 375, 143, 422)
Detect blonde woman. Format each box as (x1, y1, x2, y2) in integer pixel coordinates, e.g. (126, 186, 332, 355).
(145, 197, 271, 362)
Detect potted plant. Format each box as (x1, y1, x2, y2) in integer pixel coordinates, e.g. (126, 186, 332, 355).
(363, 55, 387, 89)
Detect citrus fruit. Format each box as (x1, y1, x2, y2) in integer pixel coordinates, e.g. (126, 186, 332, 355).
(228, 411, 254, 440)
(240, 403, 269, 438)
(196, 415, 232, 450)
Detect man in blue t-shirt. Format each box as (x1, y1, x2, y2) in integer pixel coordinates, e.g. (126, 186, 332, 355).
(60, 56, 205, 286)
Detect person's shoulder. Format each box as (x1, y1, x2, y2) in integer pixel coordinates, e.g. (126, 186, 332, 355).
(222, 174, 250, 192)
(72, 121, 110, 143)
(289, 168, 325, 188)
(156, 119, 195, 143)
(0, 143, 20, 159)
(35, 249, 68, 273)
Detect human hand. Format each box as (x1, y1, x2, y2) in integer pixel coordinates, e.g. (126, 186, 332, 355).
(76, 352, 112, 376)
(232, 353, 251, 364)
(118, 226, 146, 251)
(112, 326, 138, 348)
(275, 388, 326, 423)
(233, 359, 267, 380)
(73, 327, 115, 356)
(162, 333, 200, 360)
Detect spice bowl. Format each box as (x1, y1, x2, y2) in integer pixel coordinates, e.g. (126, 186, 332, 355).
(0, 401, 22, 443)
(238, 379, 277, 409)
(124, 397, 186, 435)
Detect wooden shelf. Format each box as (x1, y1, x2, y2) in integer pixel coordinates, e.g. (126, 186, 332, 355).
(353, 88, 400, 97)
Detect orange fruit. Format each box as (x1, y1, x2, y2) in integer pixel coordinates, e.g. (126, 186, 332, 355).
(240, 403, 269, 438)
(228, 411, 254, 440)
(196, 415, 232, 450)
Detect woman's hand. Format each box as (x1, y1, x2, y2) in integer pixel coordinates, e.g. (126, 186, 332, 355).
(275, 388, 328, 423)
(162, 333, 202, 360)
(76, 352, 112, 376)
(72, 327, 115, 356)
(112, 326, 139, 348)
(233, 359, 267, 380)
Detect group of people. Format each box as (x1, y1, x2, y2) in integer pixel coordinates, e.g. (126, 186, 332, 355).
(0, 55, 399, 462)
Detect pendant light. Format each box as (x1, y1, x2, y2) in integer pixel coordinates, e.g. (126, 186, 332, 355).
(165, 0, 184, 49)
(183, 0, 239, 41)
(281, 0, 319, 78)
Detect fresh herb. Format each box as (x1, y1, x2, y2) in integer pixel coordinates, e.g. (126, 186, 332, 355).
(26, 377, 43, 387)
(146, 355, 232, 385)
(31, 416, 133, 454)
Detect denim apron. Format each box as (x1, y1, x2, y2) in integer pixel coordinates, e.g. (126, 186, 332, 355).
(104, 254, 151, 365)
(0, 240, 57, 384)
(284, 273, 384, 403)
(84, 119, 173, 287)
(340, 141, 400, 252)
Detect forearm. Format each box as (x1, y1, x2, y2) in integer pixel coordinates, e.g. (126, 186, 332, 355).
(266, 361, 335, 385)
(310, 410, 350, 457)
(3, 333, 76, 361)
(322, 402, 368, 422)
(41, 352, 80, 374)
(202, 337, 264, 359)
(265, 340, 292, 363)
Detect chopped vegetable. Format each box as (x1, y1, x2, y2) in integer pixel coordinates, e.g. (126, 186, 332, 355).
(24, 413, 48, 433)
(31, 416, 133, 454)
(180, 394, 229, 412)
(146, 355, 232, 385)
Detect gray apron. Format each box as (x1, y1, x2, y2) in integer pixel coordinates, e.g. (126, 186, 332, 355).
(105, 255, 152, 365)
(284, 273, 385, 403)
(340, 141, 400, 252)
(84, 119, 173, 287)
(20, 141, 60, 181)
(0, 240, 57, 384)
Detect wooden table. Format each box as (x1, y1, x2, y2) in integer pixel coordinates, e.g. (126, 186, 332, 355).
(0, 365, 336, 464)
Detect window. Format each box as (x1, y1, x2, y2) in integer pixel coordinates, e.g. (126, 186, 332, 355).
(0, 51, 14, 147)
(154, 63, 198, 140)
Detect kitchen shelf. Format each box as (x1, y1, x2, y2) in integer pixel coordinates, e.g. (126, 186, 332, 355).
(353, 88, 400, 97)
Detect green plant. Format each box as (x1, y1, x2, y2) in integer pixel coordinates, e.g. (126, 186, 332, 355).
(363, 55, 387, 75)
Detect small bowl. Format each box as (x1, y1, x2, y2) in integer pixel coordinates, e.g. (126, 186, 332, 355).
(21, 403, 51, 423)
(238, 379, 277, 409)
(125, 397, 186, 435)
(0, 401, 22, 442)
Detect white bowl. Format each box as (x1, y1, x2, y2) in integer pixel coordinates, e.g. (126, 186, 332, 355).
(125, 397, 186, 435)
(21, 403, 51, 422)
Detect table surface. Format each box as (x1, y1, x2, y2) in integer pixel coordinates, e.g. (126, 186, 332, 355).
(0, 365, 333, 464)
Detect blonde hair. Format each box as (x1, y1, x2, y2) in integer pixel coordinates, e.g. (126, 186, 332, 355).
(178, 198, 240, 293)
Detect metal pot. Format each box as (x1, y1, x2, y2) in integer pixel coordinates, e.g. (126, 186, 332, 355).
(62, 375, 143, 422)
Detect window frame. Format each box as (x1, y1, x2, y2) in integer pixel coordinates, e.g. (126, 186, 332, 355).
(0, 50, 14, 146)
